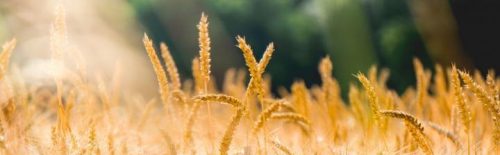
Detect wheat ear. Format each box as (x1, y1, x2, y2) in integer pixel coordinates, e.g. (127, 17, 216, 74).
(143, 34, 170, 107)
(450, 65, 471, 132)
(198, 13, 211, 87)
(380, 110, 432, 154)
(458, 70, 500, 145)
(198, 14, 214, 149)
(356, 73, 381, 124)
(270, 112, 311, 133)
(245, 43, 275, 99)
(160, 42, 181, 90)
(349, 85, 366, 127)
(184, 94, 246, 150)
(258, 43, 274, 73)
(426, 121, 462, 149)
(291, 81, 310, 119)
(0, 39, 16, 81)
(486, 70, 499, 108)
(413, 58, 427, 117)
(0, 39, 16, 76)
(380, 110, 423, 134)
(406, 122, 433, 155)
(318, 56, 337, 103)
(192, 94, 246, 111)
(236, 36, 265, 104)
(319, 56, 333, 82)
(434, 64, 450, 114)
(460, 70, 499, 115)
(253, 99, 289, 133)
(190, 94, 245, 155)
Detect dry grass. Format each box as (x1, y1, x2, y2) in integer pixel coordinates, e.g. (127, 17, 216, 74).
(0, 6, 499, 155)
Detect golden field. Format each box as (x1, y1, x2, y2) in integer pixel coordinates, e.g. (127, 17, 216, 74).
(0, 5, 499, 155)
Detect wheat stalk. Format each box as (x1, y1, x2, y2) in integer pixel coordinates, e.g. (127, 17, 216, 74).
(0, 114, 6, 149)
(220, 109, 243, 155)
(270, 139, 293, 155)
(160, 129, 177, 155)
(197, 14, 216, 148)
(107, 134, 115, 155)
(192, 57, 203, 94)
(183, 99, 201, 148)
(318, 56, 344, 128)
(89, 126, 101, 155)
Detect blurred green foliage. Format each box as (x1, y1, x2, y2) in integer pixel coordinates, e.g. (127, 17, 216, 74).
(207, 0, 325, 93)
(128, 0, 489, 95)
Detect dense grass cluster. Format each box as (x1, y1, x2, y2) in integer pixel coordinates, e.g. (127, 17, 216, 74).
(0, 6, 499, 155)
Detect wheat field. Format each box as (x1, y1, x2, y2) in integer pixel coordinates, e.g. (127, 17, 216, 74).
(0, 5, 499, 155)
